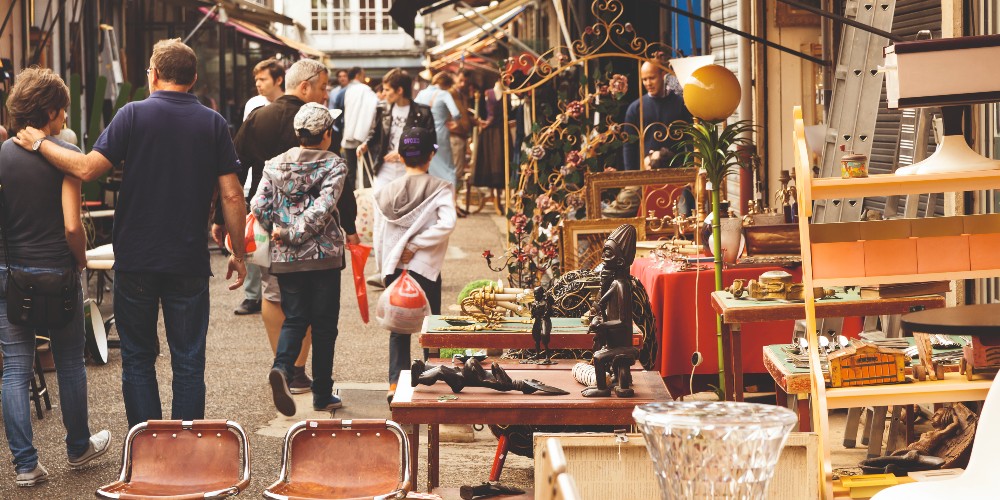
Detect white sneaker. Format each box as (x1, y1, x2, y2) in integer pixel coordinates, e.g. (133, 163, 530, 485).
(68, 430, 112, 469)
(15, 463, 48, 487)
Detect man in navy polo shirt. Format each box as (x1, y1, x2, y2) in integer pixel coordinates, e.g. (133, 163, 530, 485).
(13, 38, 248, 427)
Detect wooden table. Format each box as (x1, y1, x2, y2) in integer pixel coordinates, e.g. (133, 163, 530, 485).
(711, 290, 946, 402)
(390, 368, 671, 493)
(418, 315, 640, 350)
(762, 336, 966, 431)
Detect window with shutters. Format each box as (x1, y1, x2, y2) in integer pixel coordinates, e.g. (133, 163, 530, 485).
(312, 0, 397, 34)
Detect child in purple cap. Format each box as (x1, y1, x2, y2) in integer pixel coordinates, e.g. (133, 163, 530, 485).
(372, 126, 456, 402)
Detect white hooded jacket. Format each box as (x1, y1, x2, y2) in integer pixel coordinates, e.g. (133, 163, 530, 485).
(372, 173, 456, 280)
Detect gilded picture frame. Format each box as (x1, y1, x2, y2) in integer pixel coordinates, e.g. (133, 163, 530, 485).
(584, 168, 700, 219)
(562, 217, 647, 272)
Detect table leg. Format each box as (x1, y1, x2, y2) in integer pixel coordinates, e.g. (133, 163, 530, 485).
(867, 406, 888, 458)
(407, 424, 420, 491)
(732, 323, 743, 402)
(428, 423, 440, 491)
(795, 395, 811, 432)
(721, 321, 735, 401)
(843, 408, 862, 448)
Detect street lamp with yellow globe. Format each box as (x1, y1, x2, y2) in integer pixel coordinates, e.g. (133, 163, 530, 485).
(669, 60, 756, 399)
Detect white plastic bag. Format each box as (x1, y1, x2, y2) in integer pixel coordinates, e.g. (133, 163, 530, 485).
(225, 213, 270, 267)
(375, 270, 430, 333)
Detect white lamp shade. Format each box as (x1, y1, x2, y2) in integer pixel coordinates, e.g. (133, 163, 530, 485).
(668, 55, 716, 86)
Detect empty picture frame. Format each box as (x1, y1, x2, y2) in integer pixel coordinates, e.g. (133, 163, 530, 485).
(561, 217, 646, 272)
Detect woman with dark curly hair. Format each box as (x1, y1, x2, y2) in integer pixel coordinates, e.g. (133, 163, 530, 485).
(0, 67, 110, 487)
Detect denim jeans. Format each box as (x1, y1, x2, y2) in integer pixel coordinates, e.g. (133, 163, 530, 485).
(115, 271, 210, 428)
(273, 269, 341, 406)
(244, 263, 262, 302)
(386, 269, 441, 385)
(0, 266, 91, 473)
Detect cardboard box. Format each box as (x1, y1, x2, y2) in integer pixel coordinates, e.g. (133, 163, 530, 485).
(963, 214, 1000, 234)
(812, 241, 865, 280)
(864, 239, 918, 276)
(810, 222, 861, 244)
(910, 216, 964, 237)
(859, 219, 912, 240)
(969, 233, 1000, 270)
(916, 235, 971, 274)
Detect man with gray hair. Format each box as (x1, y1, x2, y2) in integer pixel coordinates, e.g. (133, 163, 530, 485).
(217, 58, 359, 396)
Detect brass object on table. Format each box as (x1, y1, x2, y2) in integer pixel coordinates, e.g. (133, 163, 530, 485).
(728, 271, 805, 301)
(744, 224, 801, 256)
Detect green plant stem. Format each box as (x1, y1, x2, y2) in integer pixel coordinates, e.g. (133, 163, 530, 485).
(711, 188, 727, 397)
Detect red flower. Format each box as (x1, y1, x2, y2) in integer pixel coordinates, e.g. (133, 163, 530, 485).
(565, 101, 584, 120)
(482, 250, 494, 259)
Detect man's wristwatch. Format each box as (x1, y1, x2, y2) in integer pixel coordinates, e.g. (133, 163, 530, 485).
(31, 137, 46, 152)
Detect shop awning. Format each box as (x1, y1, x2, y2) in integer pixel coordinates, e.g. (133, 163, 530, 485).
(441, 0, 534, 40)
(427, 4, 527, 60)
(161, 0, 294, 27)
(388, 0, 494, 37)
(197, 7, 288, 48)
(273, 33, 327, 60)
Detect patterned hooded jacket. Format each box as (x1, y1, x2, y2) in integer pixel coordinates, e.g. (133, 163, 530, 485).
(251, 147, 347, 273)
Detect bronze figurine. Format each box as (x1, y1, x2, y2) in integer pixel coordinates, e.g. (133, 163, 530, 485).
(410, 358, 569, 395)
(526, 285, 556, 364)
(582, 224, 640, 398)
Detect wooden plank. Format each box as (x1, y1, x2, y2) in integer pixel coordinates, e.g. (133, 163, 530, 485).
(711, 290, 945, 324)
(809, 169, 1000, 201)
(824, 372, 992, 409)
(813, 269, 1000, 287)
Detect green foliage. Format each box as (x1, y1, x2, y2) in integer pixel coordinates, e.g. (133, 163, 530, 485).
(672, 120, 757, 187)
(458, 279, 497, 304)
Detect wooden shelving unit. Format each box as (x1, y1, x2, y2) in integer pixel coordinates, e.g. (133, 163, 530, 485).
(791, 106, 999, 499)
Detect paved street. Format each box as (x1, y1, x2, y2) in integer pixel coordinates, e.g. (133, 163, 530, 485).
(0, 210, 534, 498)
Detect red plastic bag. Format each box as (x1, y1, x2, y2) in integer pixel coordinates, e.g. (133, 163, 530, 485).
(375, 269, 430, 333)
(347, 243, 372, 323)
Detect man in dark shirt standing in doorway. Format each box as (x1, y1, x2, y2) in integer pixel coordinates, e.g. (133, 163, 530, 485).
(622, 60, 692, 170)
(13, 38, 248, 428)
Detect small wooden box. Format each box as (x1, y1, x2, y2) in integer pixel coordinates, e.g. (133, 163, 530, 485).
(829, 343, 906, 388)
(534, 432, 819, 500)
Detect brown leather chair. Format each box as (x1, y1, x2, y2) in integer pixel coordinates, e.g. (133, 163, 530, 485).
(263, 419, 411, 500)
(96, 420, 251, 499)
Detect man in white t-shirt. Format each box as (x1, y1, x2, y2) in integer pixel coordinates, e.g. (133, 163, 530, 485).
(242, 59, 285, 121)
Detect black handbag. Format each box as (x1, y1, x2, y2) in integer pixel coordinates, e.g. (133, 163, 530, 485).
(0, 169, 77, 329)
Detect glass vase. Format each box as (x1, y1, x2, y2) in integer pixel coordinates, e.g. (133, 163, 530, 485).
(633, 401, 797, 499)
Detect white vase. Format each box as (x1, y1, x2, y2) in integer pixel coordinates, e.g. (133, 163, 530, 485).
(713, 217, 744, 265)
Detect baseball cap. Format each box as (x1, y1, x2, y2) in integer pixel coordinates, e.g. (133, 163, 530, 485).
(293, 102, 337, 137)
(398, 126, 438, 160)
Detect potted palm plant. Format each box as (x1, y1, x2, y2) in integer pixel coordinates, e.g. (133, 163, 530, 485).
(674, 119, 756, 396)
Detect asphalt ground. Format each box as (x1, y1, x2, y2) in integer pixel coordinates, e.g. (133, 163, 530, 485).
(0, 210, 534, 499)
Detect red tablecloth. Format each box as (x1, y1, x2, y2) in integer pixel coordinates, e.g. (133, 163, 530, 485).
(630, 258, 801, 378)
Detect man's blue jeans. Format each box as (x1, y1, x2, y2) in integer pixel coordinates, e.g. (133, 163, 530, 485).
(114, 271, 210, 428)
(273, 269, 341, 407)
(0, 266, 91, 473)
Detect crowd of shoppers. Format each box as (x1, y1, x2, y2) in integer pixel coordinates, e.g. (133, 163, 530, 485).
(0, 36, 473, 486)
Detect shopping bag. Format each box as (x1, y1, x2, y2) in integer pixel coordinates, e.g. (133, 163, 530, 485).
(375, 269, 430, 333)
(225, 212, 270, 267)
(354, 151, 376, 244)
(348, 242, 372, 323)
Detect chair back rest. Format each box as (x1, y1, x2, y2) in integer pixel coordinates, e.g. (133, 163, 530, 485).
(964, 378, 1000, 477)
(537, 438, 568, 500)
(126, 420, 249, 489)
(555, 472, 583, 500)
(286, 419, 406, 494)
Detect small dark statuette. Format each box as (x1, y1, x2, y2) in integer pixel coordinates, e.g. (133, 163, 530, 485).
(410, 358, 569, 395)
(582, 224, 640, 398)
(524, 285, 556, 364)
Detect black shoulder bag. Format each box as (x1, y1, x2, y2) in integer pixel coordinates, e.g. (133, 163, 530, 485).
(0, 163, 77, 329)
